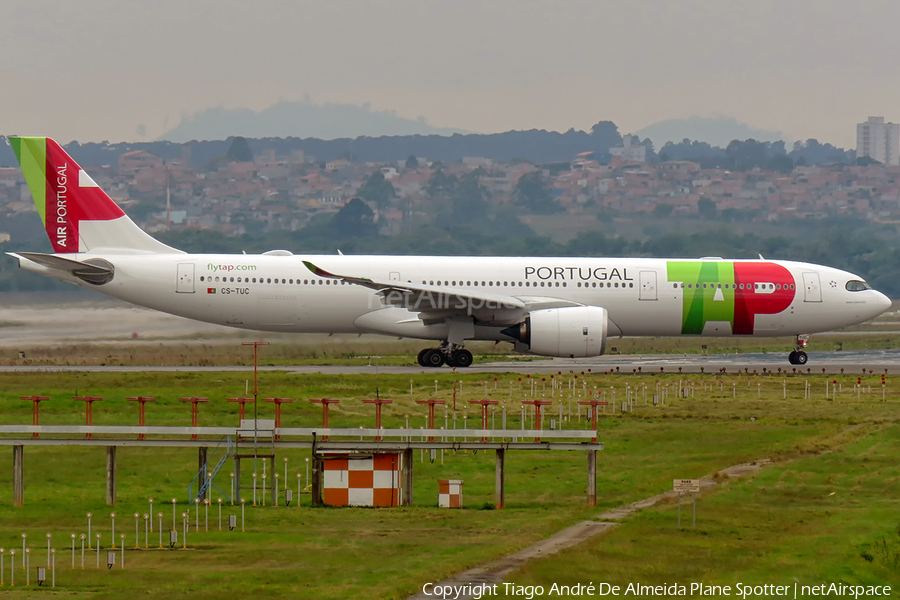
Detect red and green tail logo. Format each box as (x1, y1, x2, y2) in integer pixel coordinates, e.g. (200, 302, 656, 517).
(10, 137, 125, 253)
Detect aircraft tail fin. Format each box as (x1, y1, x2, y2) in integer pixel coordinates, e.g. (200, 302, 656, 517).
(10, 137, 181, 254)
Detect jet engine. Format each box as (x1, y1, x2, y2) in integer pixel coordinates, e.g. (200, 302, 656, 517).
(501, 306, 608, 358)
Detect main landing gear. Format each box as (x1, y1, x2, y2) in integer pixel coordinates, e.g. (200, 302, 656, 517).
(788, 334, 810, 365)
(416, 344, 473, 368)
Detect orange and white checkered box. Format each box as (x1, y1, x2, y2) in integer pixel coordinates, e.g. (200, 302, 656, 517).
(438, 479, 464, 508)
(323, 453, 402, 507)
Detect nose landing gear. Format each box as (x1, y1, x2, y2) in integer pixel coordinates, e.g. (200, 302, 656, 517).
(416, 344, 473, 368)
(788, 335, 810, 365)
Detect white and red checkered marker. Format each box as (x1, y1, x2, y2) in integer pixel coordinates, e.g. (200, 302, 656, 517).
(438, 479, 464, 509)
(322, 454, 402, 507)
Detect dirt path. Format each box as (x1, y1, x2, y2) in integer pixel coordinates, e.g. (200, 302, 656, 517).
(406, 459, 771, 600)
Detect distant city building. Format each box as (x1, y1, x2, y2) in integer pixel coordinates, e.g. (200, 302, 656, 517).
(856, 117, 900, 165)
(462, 157, 493, 168)
(325, 158, 351, 171)
(118, 150, 164, 174)
(610, 136, 647, 163)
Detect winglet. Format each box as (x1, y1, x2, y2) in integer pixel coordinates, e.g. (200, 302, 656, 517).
(303, 260, 338, 278)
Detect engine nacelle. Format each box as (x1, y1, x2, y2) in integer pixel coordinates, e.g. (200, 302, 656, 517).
(502, 306, 608, 358)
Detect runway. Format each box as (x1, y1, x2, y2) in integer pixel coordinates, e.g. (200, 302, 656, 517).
(2, 350, 899, 375)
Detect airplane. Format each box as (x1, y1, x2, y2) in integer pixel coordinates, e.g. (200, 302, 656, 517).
(5, 137, 892, 367)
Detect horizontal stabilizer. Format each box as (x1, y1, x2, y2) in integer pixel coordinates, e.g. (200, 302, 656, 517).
(10, 252, 114, 285)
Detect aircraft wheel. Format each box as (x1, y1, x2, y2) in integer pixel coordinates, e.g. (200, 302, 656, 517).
(795, 351, 808, 365)
(451, 349, 473, 368)
(417, 349, 430, 367)
(788, 351, 798, 365)
(423, 349, 445, 368)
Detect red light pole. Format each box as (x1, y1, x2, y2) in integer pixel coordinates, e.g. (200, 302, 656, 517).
(262, 398, 293, 440)
(469, 399, 499, 442)
(415, 399, 446, 441)
(362, 398, 393, 441)
(21, 396, 50, 439)
(521, 400, 552, 442)
(309, 398, 341, 440)
(126, 396, 156, 440)
(227, 397, 255, 422)
(73, 396, 102, 439)
(179, 397, 209, 440)
(242, 341, 270, 467)
(578, 399, 608, 444)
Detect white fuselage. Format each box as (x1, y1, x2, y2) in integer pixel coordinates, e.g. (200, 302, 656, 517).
(33, 253, 891, 345)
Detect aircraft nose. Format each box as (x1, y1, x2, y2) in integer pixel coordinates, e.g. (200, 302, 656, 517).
(873, 290, 892, 315)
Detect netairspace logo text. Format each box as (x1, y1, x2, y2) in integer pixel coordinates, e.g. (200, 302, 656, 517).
(420, 582, 892, 599)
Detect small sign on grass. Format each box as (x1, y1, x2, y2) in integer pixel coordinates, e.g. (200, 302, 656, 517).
(673, 479, 700, 528)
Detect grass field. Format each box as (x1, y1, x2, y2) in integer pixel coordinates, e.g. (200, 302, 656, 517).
(0, 370, 898, 598)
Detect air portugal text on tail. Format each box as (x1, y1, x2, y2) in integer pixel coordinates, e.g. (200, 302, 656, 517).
(6, 137, 892, 367)
(10, 137, 177, 254)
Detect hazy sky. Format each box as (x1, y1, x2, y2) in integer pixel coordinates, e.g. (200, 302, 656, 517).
(2, 0, 897, 146)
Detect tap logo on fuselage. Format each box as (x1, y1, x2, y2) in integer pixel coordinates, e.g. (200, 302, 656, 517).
(667, 262, 795, 335)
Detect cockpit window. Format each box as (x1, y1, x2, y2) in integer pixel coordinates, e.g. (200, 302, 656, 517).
(846, 280, 871, 291)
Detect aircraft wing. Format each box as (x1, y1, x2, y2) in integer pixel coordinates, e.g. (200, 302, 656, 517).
(303, 260, 526, 313)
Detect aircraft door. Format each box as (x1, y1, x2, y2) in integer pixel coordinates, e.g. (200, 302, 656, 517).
(639, 271, 657, 300)
(802, 272, 822, 302)
(176, 263, 195, 294)
(389, 272, 401, 281)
